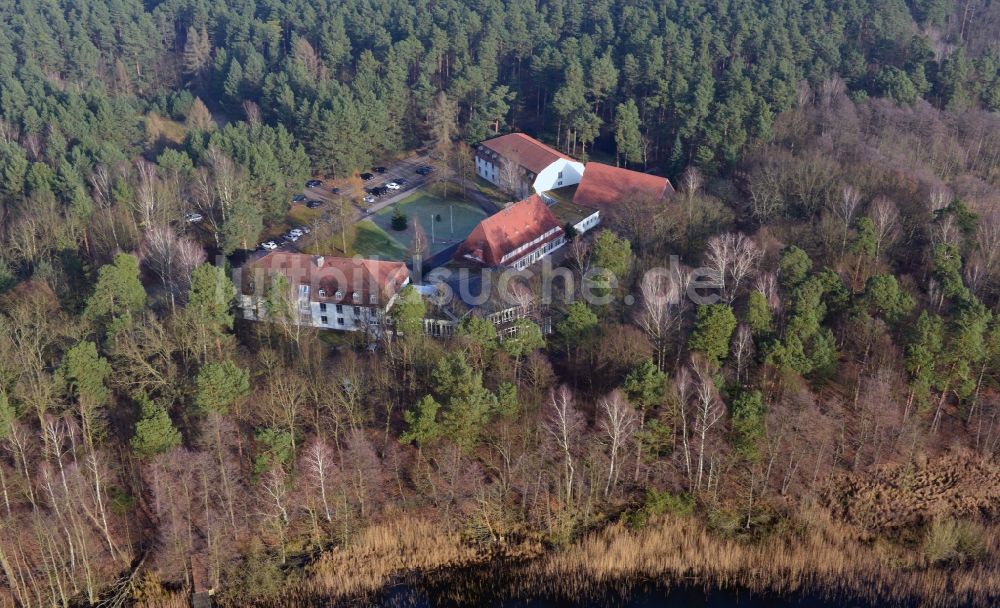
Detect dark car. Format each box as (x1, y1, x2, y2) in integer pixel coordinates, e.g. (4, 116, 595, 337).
(360, 172, 375, 181)
(291, 194, 306, 203)
(306, 199, 325, 209)
(306, 179, 322, 188)
(415, 165, 433, 175)
(395, 177, 408, 186)
(376, 186, 392, 196)
(329, 187, 341, 194)
(373, 166, 387, 173)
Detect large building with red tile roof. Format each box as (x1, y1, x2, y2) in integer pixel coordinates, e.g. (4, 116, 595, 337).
(455, 194, 566, 270)
(463, 137, 677, 270)
(239, 252, 410, 331)
(476, 133, 585, 198)
(572, 162, 675, 210)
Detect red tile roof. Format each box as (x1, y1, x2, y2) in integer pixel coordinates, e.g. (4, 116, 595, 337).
(572, 162, 674, 209)
(456, 194, 564, 267)
(243, 253, 408, 305)
(479, 133, 571, 175)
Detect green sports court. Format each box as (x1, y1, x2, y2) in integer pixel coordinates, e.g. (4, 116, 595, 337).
(354, 190, 489, 260)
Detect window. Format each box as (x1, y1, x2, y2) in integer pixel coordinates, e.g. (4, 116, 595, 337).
(557, 171, 563, 179)
(337, 318, 344, 326)
(335, 290, 342, 300)
(336, 304, 343, 313)
(352, 291, 360, 302)
(320, 316, 328, 324)
(370, 294, 377, 304)
(319, 303, 327, 312)
(318, 289, 326, 297)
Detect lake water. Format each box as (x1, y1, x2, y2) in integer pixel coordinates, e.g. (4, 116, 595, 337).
(372, 574, 886, 608)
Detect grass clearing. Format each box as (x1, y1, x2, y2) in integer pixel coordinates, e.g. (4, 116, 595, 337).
(352, 222, 408, 259)
(287, 204, 322, 226)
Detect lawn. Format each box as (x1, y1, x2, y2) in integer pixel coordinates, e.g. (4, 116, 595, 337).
(352, 222, 408, 259)
(357, 191, 489, 260)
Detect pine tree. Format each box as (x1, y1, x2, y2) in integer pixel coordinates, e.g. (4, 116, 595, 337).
(195, 360, 250, 414)
(131, 394, 181, 458)
(84, 254, 146, 329)
(688, 304, 737, 367)
(61, 341, 113, 444)
(614, 100, 643, 167)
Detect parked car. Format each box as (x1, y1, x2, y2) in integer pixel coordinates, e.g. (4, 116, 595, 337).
(374, 186, 390, 196)
(363, 195, 376, 204)
(415, 165, 433, 175)
(373, 166, 387, 173)
(360, 172, 375, 181)
(184, 212, 203, 223)
(395, 177, 408, 186)
(299, 225, 311, 234)
(285, 232, 300, 242)
(289, 228, 304, 237)
(306, 199, 325, 209)
(329, 187, 341, 194)
(292, 194, 306, 203)
(261, 240, 278, 250)
(386, 182, 401, 190)
(306, 179, 322, 188)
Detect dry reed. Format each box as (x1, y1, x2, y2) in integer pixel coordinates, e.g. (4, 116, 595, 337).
(232, 507, 1000, 607)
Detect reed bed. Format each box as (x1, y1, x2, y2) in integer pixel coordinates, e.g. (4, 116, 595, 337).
(240, 507, 1000, 607)
(533, 510, 1000, 607)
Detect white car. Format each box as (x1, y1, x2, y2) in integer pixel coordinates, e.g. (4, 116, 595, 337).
(363, 195, 376, 204)
(285, 232, 300, 242)
(184, 212, 203, 223)
(289, 228, 304, 237)
(298, 226, 311, 234)
(386, 182, 401, 190)
(261, 241, 278, 250)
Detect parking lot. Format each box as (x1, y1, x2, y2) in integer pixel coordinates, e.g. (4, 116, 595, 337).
(296, 152, 434, 220)
(255, 152, 436, 255)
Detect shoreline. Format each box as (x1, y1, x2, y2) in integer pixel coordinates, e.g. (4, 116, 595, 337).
(199, 512, 999, 607)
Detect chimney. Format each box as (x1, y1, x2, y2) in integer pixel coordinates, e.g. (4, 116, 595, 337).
(314, 255, 325, 267)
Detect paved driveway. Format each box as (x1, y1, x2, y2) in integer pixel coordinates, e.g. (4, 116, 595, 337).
(295, 153, 435, 221)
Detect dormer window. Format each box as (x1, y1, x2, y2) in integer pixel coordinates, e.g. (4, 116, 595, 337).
(318, 289, 326, 297)
(352, 292, 360, 302)
(335, 290, 343, 300)
(369, 294, 377, 304)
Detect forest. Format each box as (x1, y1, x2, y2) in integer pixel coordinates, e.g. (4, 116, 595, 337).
(1, 0, 1000, 605)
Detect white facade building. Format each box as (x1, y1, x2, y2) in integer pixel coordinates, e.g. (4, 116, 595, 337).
(240, 253, 410, 332)
(476, 133, 584, 197)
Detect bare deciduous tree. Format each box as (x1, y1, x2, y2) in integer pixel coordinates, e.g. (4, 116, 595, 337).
(242, 100, 262, 126)
(732, 324, 753, 384)
(133, 159, 159, 229)
(636, 268, 683, 370)
(868, 197, 899, 262)
(673, 366, 694, 486)
(599, 391, 636, 497)
(833, 185, 861, 254)
(705, 233, 761, 303)
(754, 272, 782, 315)
(544, 386, 584, 507)
(496, 156, 523, 198)
(692, 359, 724, 492)
(141, 224, 206, 302)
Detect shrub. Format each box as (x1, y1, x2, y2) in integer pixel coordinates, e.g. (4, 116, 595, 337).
(629, 489, 695, 528)
(923, 518, 986, 566)
(391, 207, 407, 231)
